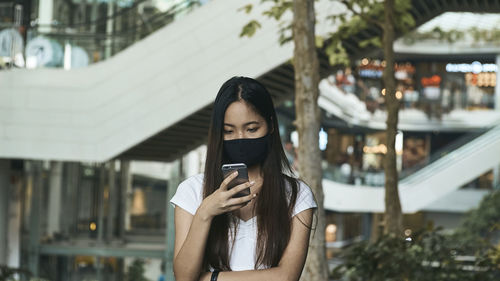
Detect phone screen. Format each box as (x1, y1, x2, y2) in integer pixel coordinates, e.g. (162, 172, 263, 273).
(222, 163, 250, 198)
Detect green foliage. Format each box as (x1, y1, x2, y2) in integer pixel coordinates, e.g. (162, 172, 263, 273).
(238, 0, 292, 45)
(332, 190, 500, 281)
(402, 26, 500, 45)
(325, 0, 415, 67)
(0, 265, 31, 281)
(332, 230, 500, 281)
(359, 36, 382, 48)
(240, 0, 415, 66)
(126, 259, 150, 281)
(238, 4, 253, 14)
(452, 189, 500, 252)
(325, 41, 349, 66)
(240, 20, 262, 38)
(262, 0, 293, 21)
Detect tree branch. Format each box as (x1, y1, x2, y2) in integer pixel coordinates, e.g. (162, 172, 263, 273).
(340, 0, 383, 28)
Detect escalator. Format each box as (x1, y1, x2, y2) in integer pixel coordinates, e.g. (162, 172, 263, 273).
(323, 124, 500, 213)
(1, 0, 339, 161)
(318, 79, 500, 131)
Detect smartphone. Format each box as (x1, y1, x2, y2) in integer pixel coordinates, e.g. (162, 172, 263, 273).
(222, 163, 251, 198)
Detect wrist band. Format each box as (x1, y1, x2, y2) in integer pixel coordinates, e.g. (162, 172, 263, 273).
(211, 270, 220, 281)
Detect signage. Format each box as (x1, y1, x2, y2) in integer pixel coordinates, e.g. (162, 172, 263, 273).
(420, 75, 441, 87)
(446, 61, 497, 73)
(465, 72, 496, 87)
(358, 60, 415, 79)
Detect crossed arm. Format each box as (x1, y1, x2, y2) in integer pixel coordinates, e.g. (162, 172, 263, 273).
(173, 206, 314, 281)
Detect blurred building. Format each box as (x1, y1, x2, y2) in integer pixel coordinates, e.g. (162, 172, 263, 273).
(1, 0, 500, 279)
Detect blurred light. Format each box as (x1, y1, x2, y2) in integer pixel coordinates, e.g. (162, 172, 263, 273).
(64, 43, 71, 70)
(395, 91, 403, 99)
(396, 131, 403, 155)
(131, 189, 147, 215)
(361, 58, 369, 65)
(26, 56, 37, 69)
(325, 224, 337, 242)
(90, 222, 97, 231)
(381, 88, 386, 96)
(404, 228, 412, 236)
(405, 237, 412, 241)
(319, 128, 328, 151)
(291, 131, 299, 148)
(446, 61, 497, 73)
(326, 224, 337, 234)
(347, 145, 354, 155)
(381, 60, 387, 67)
(14, 53, 24, 67)
(363, 144, 387, 154)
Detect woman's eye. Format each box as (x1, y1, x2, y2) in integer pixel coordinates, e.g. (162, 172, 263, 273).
(223, 130, 233, 134)
(248, 127, 259, 133)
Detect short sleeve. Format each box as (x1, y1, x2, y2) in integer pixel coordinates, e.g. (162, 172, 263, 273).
(170, 174, 204, 215)
(292, 181, 318, 217)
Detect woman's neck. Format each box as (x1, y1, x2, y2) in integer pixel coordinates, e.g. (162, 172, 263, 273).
(247, 165, 262, 181)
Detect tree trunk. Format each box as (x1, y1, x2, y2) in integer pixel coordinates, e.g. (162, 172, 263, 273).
(382, 0, 403, 237)
(292, 0, 328, 280)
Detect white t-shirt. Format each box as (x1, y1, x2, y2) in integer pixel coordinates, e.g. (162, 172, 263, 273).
(170, 173, 317, 271)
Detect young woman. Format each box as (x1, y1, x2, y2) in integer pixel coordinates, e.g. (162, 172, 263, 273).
(170, 77, 317, 281)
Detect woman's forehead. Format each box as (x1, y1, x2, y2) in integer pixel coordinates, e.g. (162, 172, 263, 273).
(224, 101, 264, 124)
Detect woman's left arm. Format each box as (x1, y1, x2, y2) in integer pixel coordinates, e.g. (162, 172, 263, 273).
(199, 208, 314, 281)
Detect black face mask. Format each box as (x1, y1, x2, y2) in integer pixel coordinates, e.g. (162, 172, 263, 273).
(223, 135, 270, 167)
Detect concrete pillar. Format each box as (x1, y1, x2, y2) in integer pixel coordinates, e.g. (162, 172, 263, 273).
(0, 160, 9, 264)
(90, 0, 98, 34)
(106, 160, 116, 242)
(47, 161, 63, 237)
(38, 0, 53, 33)
(7, 165, 22, 269)
(493, 166, 500, 190)
(104, 0, 115, 59)
(28, 161, 43, 277)
(120, 160, 131, 237)
(361, 213, 372, 241)
(97, 164, 105, 242)
(67, 163, 80, 237)
(165, 160, 181, 281)
(495, 54, 500, 110)
(336, 213, 344, 242)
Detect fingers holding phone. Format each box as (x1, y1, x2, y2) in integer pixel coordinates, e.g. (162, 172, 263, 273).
(198, 164, 256, 219)
(222, 163, 251, 198)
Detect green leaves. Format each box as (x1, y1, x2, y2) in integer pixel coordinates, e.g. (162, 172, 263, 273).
(240, 20, 262, 38)
(239, 0, 292, 39)
(333, 190, 500, 281)
(359, 36, 382, 48)
(238, 4, 253, 14)
(403, 26, 500, 46)
(262, 0, 293, 21)
(325, 40, 349, 67)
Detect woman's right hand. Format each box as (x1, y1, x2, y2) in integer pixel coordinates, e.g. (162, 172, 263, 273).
(197, 171, 256, 220)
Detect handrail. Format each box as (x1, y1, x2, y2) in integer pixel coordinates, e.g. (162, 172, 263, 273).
(399, 129, 487, 180)
(401, 124, 500, 185)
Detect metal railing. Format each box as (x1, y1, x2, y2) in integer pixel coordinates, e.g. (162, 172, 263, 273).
(1, 0, 207, 70)
(401, 124, 500, 186)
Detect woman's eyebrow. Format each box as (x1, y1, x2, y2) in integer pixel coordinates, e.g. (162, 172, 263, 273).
(223, 121, 260, 127)
(244, 121, 259, 126)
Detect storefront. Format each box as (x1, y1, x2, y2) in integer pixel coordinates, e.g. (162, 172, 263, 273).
(351, 58, 498, 118)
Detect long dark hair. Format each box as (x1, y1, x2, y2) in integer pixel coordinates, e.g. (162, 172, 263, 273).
(203, 76, 299, 270)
